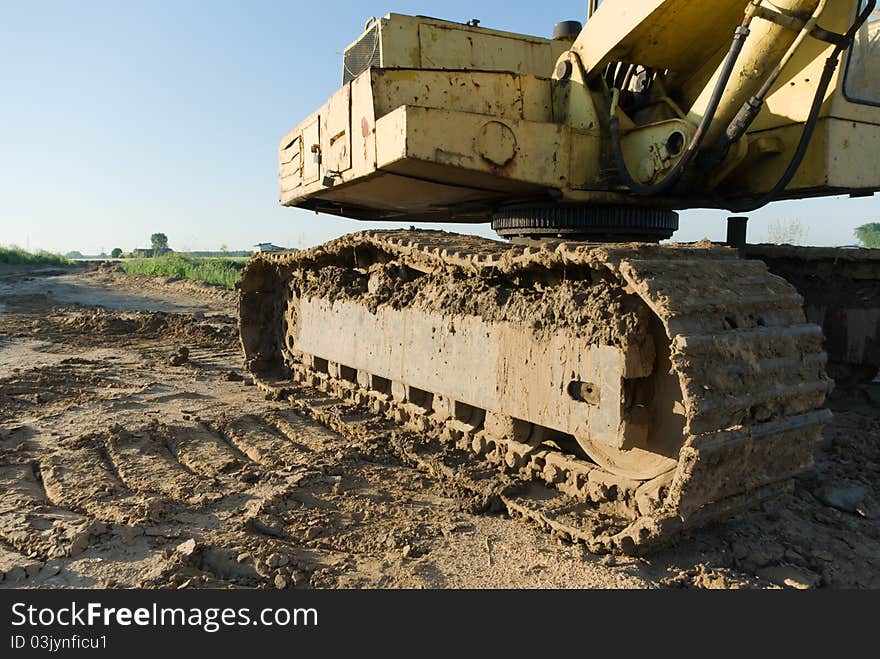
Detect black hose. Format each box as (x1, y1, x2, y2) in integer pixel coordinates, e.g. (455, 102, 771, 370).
(733, 0, 876, 212)
(610, 25, 751, 196)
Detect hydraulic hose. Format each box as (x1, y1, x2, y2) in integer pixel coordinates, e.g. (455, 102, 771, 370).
(722, 0, 830, 149)
(734, 0, 876, 212)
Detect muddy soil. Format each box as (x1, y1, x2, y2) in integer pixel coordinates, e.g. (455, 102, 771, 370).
(0, 265, 878, 589)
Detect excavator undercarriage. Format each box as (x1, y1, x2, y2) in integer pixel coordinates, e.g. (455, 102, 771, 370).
(240, 230, 834, 551)
(240, 0, 880, 550)
(747, 244, 880, 383)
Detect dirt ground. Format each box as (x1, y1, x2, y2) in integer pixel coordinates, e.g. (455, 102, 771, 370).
(0, 264, 878, 589)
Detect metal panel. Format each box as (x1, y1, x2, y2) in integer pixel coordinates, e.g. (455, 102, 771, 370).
(313, 171, 505, 215)
(322, 85, 352, 174)
(372, 69, 528, 120)
(350, 73, 377, 177)
(419, 23, 556, 74)
(574, 0, 748, 74)
(376, 106, 574, 190)
(296, 296, 631, 446)
(301, 119, 321, 184)
(279, 135, 302, 194)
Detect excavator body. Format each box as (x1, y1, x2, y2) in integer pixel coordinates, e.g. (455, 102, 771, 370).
(279, 2, 880, 219)
(241, 0, 880, 551)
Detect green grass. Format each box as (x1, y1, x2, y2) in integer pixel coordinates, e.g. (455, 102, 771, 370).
(0, 246, 70, 266)
(121, 253, 247, 290)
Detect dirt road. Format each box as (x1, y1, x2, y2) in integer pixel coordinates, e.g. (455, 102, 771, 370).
(1, 265, 878, 588)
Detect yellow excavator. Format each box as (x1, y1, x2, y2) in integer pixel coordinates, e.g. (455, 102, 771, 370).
(240, 0, 880, 551)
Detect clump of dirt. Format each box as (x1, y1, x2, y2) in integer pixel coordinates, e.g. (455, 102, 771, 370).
(61, 310, 235, 343)
(168, 347, 190, 366)
(297, 259, 650, 349)
(298, 264, 367, 302)
(95, 262, 124, 274)
(419, 272, 648, 348)
(19, 309, 238, 349)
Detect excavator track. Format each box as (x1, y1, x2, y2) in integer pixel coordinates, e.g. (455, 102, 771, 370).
(239, 230, 833, 552)
(746, 244, 880, 384)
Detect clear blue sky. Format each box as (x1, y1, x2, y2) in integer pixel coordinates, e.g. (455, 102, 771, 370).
(2, 0, 877, 254)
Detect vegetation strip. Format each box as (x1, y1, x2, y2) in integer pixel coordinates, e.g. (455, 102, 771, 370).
(121, 254, 246, 290)
(0, 247, 70, 267)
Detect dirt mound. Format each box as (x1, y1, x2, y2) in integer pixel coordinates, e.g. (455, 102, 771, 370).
(17, 309, 238, 350)
(90, 268, 237, 305)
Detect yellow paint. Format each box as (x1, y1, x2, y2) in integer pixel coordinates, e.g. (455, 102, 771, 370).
(280, 3, 880, 219)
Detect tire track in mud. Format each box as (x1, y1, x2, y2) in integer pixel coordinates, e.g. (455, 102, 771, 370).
(267, 409, 340, 453)
(184, 347, 241, 362)
(163, 425, 245, 478)
(37, 437, 169, 525)
(102, 428, 220, 504)
(221, 402, 462, 564)
(128, 414, 353, 589)
(153, 409, 460, 585)
(220, 415, 316, 468)
(1, 411, 334, 587)
(0, 462, 98, 561)
(3, 401, 584, 588)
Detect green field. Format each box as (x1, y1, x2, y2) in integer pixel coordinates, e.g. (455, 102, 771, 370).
(0, 246, 70, 266)
(120, 253, 247, 290)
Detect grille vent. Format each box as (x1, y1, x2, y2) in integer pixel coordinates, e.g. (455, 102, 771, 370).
(343, 24, 381, 84)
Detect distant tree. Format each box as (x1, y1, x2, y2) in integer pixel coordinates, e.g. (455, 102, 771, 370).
(766, 218, 806, 245)
(150, 233, 169, 255)
(220, 244, 228, 256)
(110, 247, 123, 258)
(855, 223, 880, 248)
(65, 251, 84, 259)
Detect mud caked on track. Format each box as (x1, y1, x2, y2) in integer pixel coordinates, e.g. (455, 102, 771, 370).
(0, 262, 878, 589)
